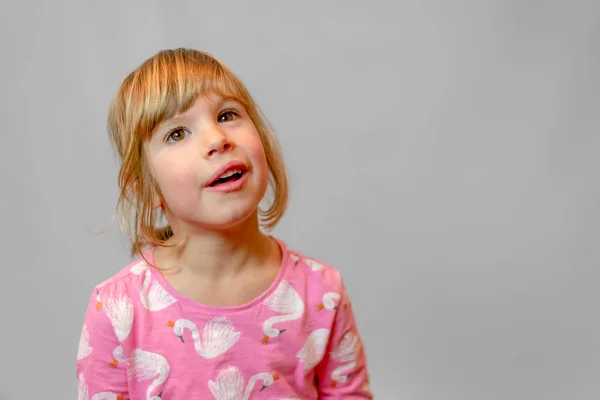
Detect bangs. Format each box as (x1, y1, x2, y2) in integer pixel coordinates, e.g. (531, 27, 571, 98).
(124, 50, 250, 141)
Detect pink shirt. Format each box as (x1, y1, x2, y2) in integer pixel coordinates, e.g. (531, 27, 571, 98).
(76, 238, 373, 399)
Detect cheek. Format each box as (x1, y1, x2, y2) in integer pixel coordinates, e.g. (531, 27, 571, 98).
(151, 157, 199, 204)
(247, 137, 269, 176)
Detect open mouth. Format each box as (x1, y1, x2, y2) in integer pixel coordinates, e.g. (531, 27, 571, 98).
(209, 169, 245, 187)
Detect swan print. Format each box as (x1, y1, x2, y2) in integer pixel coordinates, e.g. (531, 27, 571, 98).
(91, 393, 127, 400)
(208, 365, 279, 400)
(129, 348, 170, 400)
(297, 328, 330, 370)
(102, 292, 134, 342)
(261, 280, 305, 344)
(131, 260, 177, 312)
(109, 345, 126, 368)
(167, 316, 241, 359)
(78, 373, 88, 400)
(106, 346, 172, 399)
(94, 279, 111, 311)
(95, 289, 103, 311)
(305, 259, 324, 271)
(330, 332, 361, 387)
(317, 292, 341, 311)
(77, 323, 93, 360)
(78, 373, 127, 400)
(290, 254, 324, 271)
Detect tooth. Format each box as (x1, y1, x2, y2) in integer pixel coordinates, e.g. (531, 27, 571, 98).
(218, 169, 241, 180)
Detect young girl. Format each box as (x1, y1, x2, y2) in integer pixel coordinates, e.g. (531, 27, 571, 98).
(76, 48, 373, 399)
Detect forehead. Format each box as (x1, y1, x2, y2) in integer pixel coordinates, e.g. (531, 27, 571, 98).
(155, 92, 242, 129)
(197, 92, 240, 107)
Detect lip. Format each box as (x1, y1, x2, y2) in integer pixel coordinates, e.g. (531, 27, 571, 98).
(204, 160, 249, 192)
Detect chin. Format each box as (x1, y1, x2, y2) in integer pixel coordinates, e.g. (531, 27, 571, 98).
(209, 181, 267, 229)
(168, 179, 267, 231)
(207, 211, 258, 231)
(199, 199, 262, 230)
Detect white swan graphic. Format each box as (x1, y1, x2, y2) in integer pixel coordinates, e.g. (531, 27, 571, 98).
(167, 317, 241, 359)
(102, 292, 134, 342)
(261, 280, 305, 344)
(91, 393, 127, 400)
(290, 254, 326, 271)
(95, 289, 103, 311)
(109, 345, 126, 368)
(78, 373, 88, 400)
(297, 328, 330, 370)
(305, 259, 324, 271)
(290, 253, 300, 265)
(131, 261, 177, 312)
(208, 365, 279, 400)
(330, 332, 361, 387)
(94, 279, 110, 311)
(77, 323, 93, 360)
(78, 373, 127, 400)
(129, 348, 170, 400)
(317, 292, 341, 311)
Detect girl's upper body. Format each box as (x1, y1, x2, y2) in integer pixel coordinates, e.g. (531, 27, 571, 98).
(77, 237, 372, 399)
(77, 48, 372, 399)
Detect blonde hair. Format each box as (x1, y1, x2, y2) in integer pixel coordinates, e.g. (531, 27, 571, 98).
(106, 48, 288, 258)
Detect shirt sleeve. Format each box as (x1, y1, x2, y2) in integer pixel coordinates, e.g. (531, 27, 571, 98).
(76, 285, 129, 399)
(315, 279, 374, 399)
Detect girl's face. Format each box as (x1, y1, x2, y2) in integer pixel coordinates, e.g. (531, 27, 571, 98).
(145, 93, 269, 233)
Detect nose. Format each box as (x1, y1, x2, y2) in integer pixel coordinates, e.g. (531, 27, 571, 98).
(203, 124, 233, 158)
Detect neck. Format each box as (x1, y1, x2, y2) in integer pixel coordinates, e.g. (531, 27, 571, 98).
(161, 212, 276, 279)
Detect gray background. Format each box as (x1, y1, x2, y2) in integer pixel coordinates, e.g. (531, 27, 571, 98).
(1, 1, 599, 399)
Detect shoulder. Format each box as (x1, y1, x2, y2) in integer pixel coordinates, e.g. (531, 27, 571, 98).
(280, 239, 347, 295)
(89, 252, 151, 299)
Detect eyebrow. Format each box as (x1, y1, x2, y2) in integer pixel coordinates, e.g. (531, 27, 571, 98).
(216, 97, 244, 109)
(218, 95, 240, 103)
(155, 121, 182, 136)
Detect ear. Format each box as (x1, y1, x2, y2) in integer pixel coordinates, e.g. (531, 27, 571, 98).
(152, 195, 163, 210)
(150, 186, 164, 210)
